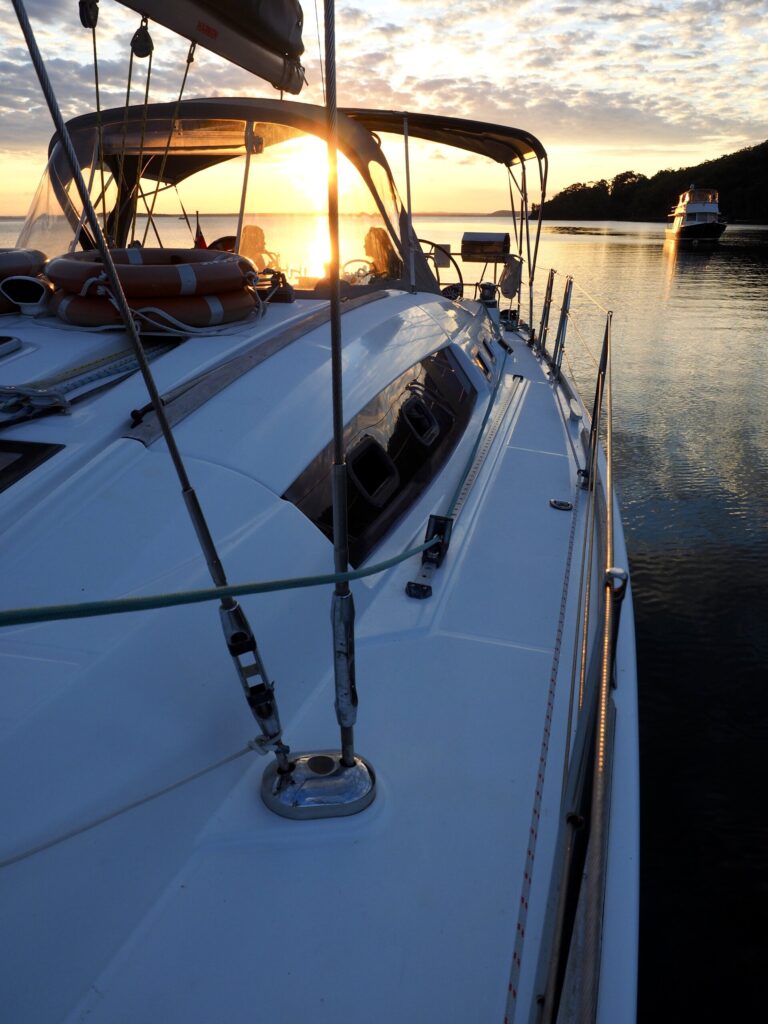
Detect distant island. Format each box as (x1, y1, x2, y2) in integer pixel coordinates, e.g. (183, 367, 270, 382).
(525, 139, 768, 223)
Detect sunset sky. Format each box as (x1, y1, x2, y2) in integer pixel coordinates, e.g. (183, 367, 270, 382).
(1, 0, 766, 215)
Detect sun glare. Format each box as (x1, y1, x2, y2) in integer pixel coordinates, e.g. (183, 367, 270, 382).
(305, 217, 331, 278)
(162, 134, 378, 217)
(282, 137, 330, 212)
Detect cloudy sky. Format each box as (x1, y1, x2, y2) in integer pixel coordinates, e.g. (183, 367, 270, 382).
(1, 0, 766, 214)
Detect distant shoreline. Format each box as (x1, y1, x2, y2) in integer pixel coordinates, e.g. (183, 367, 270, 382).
(3, 212, 764, 224)
(0, 211, 509, 219)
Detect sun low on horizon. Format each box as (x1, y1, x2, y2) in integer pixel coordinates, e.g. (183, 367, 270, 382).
(0, 0, 765, 218)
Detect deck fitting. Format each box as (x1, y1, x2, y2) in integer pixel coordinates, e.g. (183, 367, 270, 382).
(261, 751, 376, 819)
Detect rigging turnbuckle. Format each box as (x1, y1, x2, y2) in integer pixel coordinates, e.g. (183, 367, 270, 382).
(219, 603, 291, 769)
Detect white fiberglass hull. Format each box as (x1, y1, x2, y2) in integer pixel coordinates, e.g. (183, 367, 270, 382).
(0, 293, 637, 1022)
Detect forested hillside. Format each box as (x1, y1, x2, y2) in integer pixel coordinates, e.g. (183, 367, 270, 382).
(537, 140, 768, 222)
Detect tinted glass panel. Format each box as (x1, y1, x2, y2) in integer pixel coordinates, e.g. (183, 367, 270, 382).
(0, 440, 64, 494)
(283, 347, 476, 566)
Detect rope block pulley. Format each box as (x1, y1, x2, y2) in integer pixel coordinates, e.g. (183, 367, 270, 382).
(131, 18, 153, 59)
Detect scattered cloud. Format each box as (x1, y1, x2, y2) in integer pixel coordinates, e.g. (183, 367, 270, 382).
(0, 0, 765, 206)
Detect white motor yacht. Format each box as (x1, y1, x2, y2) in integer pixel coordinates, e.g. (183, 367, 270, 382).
(0, 2, 638, 1022)
(665, 184, 727, 245)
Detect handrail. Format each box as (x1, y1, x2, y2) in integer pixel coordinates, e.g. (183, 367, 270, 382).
(536, 267, 555, 354)
(579, 309, 619, 1021)
(550, 276, 572, 375)
(529, 276, 629, 1023)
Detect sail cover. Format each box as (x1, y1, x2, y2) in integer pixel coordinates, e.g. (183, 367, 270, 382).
(117, 1, 305, 94)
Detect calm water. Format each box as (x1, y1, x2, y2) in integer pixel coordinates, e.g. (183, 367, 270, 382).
(529, 220, 767, 1021)
(551, 222, 767, 1021)
(3, 214, 766, 1017)
(422, 218, 768, 1019)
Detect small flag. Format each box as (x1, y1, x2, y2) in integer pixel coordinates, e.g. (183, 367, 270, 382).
(194, 211, 207, 249)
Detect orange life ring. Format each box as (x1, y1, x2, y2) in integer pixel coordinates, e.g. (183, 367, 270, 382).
(51, 287, 256, 329)
(0, 248, 46, 280)
(45, 248, 250, 299)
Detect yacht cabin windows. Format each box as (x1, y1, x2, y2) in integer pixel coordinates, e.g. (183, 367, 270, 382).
(283, 347, 476, 566)
(0, 441, 63, 494)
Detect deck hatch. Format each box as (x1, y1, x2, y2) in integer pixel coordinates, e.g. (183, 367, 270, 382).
(0, 440, 64, 494)
(283, 347, 476, 566)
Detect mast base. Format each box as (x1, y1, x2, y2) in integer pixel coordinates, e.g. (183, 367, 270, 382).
(261, 751, 376, 820)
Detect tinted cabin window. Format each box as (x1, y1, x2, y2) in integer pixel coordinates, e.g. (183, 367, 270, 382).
(0, 440, 63, 494)
(283, 347, 476, 566)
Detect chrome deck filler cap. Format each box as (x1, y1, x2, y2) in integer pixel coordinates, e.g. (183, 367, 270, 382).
(262, 751, 376, 819)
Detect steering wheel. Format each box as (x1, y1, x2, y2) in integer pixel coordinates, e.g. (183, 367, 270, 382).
(343, 258, 373, 275)
(208, 235, 236, 252)
(417, 239, 463, 296)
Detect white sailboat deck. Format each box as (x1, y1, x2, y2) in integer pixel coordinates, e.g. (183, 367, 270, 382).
(0, 292, 636, 1021)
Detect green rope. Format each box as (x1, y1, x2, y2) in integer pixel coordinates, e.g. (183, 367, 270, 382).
(0, 345, 519, 631)
(0, 538, 439, 629)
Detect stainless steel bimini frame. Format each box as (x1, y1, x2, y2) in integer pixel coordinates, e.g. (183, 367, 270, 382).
(342, 108, 549, 327)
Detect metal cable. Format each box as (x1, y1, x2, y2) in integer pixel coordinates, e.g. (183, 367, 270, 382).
(323, 0, 356, 765)
(0, 530, 438, 867)
(175, 187, 195, 241)
(141, 41, 196, 246)
(570, 276, 612, 315)
(130, 42, 153, 243)
(0, 744, 255, 869)
(90, 25, 108, 234)
(10, 2, 234, 606)
(529, 153, 548, 282)
(136, 186, 164, 246)
(313, 0, 326, 102)
(565, 310, 601, 370)
(113, 48, 135, 244)
(507, 168, 519, 252)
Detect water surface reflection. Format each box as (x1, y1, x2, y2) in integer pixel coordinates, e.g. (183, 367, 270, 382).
(537, 220, 768, 1021)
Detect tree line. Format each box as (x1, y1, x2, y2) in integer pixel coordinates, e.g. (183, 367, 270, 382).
(535, 139, 768, 223)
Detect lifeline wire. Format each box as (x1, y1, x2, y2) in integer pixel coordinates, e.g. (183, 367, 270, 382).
(570, 277, 612, 316)
(130, 23, 154, 243)
(9, 0, 275, 687)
